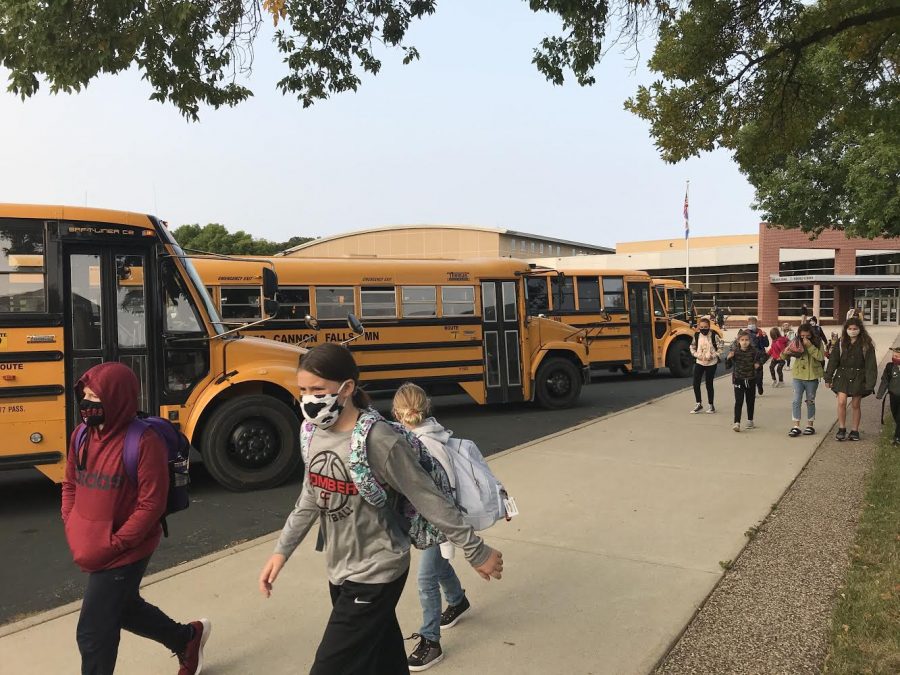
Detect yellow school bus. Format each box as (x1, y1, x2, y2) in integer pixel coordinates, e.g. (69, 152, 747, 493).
(525, 270, 719, 377)
(194, 257, 591, 408)
(0, 204, 310, 491)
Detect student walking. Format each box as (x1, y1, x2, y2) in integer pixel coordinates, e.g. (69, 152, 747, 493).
(689, 317, 720, 414)
(726, 330, 764, 431)
(876, 347, 900, 445)
(392, 383, 471, 671)
(825, 318, 877, 441)
(62, 362, 209, 675)
(259, 344, 504, 675)
(783, 323, 825, 437)
(782, 323, 796, 370)
(808, 316, 828, 345)
(732, 317, 769, 395)
(768, 327, 788, 387)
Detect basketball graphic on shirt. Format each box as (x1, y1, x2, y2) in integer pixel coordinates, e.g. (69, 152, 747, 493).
(308, 451, 357, 514)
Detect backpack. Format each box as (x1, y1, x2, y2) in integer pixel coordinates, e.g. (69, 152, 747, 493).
(693, 331, 721, 360)
(301, 408, 455, 550)
(443, 437, 507, 531)
(74, 413, 191, 537)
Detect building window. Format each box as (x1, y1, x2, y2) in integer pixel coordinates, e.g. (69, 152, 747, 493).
(442, 286, 475, 316)
(576, 276, 601, 311)
(221, 287, 261, 320)
(550, 276, 575, 311)
(520, 241, 526, 252)
(510, 238, 516, 253)
(361, 287, 397, 318)
(557, 246, 561, 256)
(571, 248, 576, 256)
(539, 243, 544, 254)
(602, 277, 626, 312)
(316, 286, 355, 319)
(275, 287, 311, 321)
(531, 242, 535, 252)
(401, 286, 437, 317)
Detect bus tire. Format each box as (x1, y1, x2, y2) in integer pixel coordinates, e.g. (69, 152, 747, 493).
(202, 395, 301, 491)
(535, 357, 582, 409)
(666, 341, 694, 378)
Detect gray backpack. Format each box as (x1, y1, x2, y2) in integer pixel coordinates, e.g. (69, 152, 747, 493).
(443, 437, 507, 532)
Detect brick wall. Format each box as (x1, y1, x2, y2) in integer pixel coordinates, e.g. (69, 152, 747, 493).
(757, 224, 899, 326)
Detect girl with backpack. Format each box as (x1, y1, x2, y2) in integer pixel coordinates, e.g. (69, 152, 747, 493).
(825, 318, 877, 442)
(876, 347, 900, 445)
(726, 330, 765, 432)
(393, 382, 470, 671)
(689, 317, 720, 414)
(767, 326, 789, 388)
(258, 344, 504, 675)
(783, 323, 825, 438)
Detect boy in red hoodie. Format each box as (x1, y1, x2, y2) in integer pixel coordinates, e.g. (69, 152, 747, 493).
(61, 362, 210, 675)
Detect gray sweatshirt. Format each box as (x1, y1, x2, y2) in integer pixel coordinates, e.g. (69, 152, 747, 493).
(274, 420, 491, 585)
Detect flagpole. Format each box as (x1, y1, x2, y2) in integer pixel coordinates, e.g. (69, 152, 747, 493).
(685, 180, 690, 289)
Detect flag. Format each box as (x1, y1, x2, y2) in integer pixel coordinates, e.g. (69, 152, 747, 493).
(683, 185, 689, 240)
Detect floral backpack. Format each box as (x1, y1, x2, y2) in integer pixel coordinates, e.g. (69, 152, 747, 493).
(301, 408, 455, 549)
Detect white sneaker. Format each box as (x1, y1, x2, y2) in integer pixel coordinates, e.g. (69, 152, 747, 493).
(732, 423, 741, 432)
(746, 420, 755, 429)
(706, 405, 716, 414)
(690, 403, 703, 414)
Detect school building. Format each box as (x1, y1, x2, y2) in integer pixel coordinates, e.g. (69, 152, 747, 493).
(282, 223, 900, 327)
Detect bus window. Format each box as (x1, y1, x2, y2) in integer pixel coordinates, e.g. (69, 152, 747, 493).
(401, 286, 436, 318)
(221, 287, 261, 320)
(275, 287, 311, 320)
(654, 286, 667, 317)
(526, 277, 549, 315)
(482, 282, 497, 322)
(602, 277, 626, 312)
(70, 254, 103, 351)
(501, 281, 517, 321)
(576, 276, 601, 312)
(442, 286, 475, 316)
(0, 220, 46, 313)
(316, 286, 355, 320)
(550, 276, 575, 311)
(115, 255, 147, 349)
(361, 286, 397, 318)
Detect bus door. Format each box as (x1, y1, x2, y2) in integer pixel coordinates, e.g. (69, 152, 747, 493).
(481, 280, 524, 404)
(63, 246, 157, 428)
(652, 285, 670, 365)
(628, 281, 654, 371)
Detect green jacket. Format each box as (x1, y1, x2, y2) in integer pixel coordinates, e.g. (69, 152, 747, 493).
(825, 339, 877, 396)
(790, 341, 825, 381)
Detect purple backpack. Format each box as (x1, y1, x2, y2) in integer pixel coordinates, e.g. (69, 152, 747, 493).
(74, 414, 191, 537)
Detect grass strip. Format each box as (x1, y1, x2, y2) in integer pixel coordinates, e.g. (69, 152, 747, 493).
(824, 423, 900, 674)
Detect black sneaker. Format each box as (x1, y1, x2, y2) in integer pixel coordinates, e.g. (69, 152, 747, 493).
(848, 430, 860, 441)
(440, 596, 470, 629)
(836, 428, 847, 441)
(407, 635, 443, 672)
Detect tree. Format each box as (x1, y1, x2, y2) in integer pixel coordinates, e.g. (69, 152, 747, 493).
(172, 223, 314, 255)
(625, 0, 900, 238)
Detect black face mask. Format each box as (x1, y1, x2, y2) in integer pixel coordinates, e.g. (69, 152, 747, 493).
(80, 399, 105, 427)
(699, 328, 710, 335)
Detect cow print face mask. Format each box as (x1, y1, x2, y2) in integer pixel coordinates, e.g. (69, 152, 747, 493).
(300, 381, 352, 430)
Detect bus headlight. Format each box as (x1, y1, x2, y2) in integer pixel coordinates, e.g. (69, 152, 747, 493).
(30, 432, 43, 444)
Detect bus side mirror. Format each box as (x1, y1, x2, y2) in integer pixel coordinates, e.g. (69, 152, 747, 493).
(262, 267, 278, 299)
(347, 314, 365, 335)
(263, 299, 280, 318)
(304, 315, 320, 331)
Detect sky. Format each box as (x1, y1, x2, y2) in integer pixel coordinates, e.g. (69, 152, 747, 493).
(0, 1, 760, 249)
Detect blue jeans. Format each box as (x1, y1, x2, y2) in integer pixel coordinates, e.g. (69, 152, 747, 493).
(417, 545, 465, 642)
(792, 379, 819, 422)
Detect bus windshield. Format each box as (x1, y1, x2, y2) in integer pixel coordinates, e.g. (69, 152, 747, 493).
(172, 245, 225, 336)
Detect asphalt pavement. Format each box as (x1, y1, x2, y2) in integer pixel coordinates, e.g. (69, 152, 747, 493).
(0, 366, 712, 625)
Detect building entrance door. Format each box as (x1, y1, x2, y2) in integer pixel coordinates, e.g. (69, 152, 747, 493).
(880, 296, 898, 325)
(861, 298, 879, 325)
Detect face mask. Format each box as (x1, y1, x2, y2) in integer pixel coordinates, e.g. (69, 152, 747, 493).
(300, 381, 351, 429)
(747, 324, 757, 331)
(79, 399, 105, 427)
(699, 328, 710, 335)
(739, 341, 750, 350)
(847, 328, 860, 337)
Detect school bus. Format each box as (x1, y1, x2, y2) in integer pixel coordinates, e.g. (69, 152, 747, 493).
(524, 269, 719, 377)
(193, 256, 592, 409)
(0, 204, 314, 491)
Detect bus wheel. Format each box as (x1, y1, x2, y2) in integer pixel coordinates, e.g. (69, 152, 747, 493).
(535, 358, 581, 409)
(203, 395, 301, 491)
(666, 341, 694, 378)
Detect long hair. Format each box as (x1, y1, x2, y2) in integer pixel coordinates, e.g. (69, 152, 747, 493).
(392, 382, 431, 429)
(797, 322, 822, 348)
(840, 317, 873, 355)
(298, 343, 371, 409)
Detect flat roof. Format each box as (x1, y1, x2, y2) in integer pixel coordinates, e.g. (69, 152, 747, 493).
(770, 274, 900, 287)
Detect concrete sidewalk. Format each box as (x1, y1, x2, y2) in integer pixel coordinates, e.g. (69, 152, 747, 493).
(3, 326, 896, 675)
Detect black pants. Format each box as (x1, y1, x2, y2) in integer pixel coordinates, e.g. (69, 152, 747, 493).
(755, 368, 765, 394)
(77, 556, 191, 675)
(311, 568, 410, 675)
(890, 393, 900, 441)
(692, 363, 717, 405)
(769, 359, 785, 383)
(733, 378, 756, 423)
